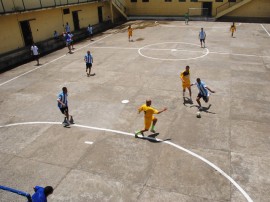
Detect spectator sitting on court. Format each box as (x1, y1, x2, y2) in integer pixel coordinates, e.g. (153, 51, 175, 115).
(32, 186, 53, 202)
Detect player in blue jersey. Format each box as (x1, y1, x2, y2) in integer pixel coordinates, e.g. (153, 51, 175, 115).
(32, 186, 53, 202)
(191, 78, 215, 110)
(57, 87, 74, 126)
(84, 51, 94, 77)
(199, 28, 206, 48)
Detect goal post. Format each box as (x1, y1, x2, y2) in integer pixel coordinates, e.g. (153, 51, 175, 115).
(188, 8, 209, 20)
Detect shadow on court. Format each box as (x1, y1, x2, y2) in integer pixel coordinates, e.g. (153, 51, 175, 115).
(137, 133, 171, 143)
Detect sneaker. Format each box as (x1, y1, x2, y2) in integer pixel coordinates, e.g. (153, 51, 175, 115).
(63, 122, 70, 127)
(198, 106, 203, 111)
(69, 116, 74, 124)
(135, 131, 144, 138)
(62, 117, 67, 124)
(150, 129, 156, 133)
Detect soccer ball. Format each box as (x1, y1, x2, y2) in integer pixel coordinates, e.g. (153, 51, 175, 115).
(196, 112, 201, 118)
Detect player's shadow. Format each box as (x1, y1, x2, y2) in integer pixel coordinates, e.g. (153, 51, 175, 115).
(183, 97, 193, 106)
(138, 133, 171, 143)
(198, 104, 216, 114)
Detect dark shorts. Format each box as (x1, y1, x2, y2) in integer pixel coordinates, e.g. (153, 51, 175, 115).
(200, 39, 205, 42)
(60, 106, 68, 114)
(197, 93, 208, 102)
(86, 63, 92, 69)
(33, 55, 39, 60)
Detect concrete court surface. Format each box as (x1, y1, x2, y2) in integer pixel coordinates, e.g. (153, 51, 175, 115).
(0, 20, 270, 202)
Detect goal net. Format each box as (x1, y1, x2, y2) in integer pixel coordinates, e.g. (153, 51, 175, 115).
(188, 8, 209, 20)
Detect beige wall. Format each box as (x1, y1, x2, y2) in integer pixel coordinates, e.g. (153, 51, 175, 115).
(125, 0, 233, 16)
(227, 0, 270, 17)
(125, 0, 270, 17)
(0, 15, 24, 53)
(0, 1, 111, 54)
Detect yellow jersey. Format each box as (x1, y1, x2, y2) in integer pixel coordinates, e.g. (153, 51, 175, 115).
(230, 25, 236, 32)
(138, 104, 158, 119)
(128, 28, 133, 35)
(180, 70, 190, 84)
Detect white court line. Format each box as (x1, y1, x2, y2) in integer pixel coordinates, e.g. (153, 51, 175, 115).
(138, 42, 209, 61)
(0, 121, 253, 202)
(154, 21, 242, 28)
(209, 51, 270, 58)
(0, 34, 112, 87)
(261, 24, 270, 37)
(84, 141, 93, 145)
(89, 45, 269, 58)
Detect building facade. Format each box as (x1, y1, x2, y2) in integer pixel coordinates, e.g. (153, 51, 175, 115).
(0, 0, 117, 54)
(0, 0, 269, 55)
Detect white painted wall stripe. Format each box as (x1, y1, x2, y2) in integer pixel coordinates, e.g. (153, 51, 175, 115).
(0, 121, 253, 202)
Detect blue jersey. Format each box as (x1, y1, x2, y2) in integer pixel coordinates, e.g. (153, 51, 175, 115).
(57, 92, 68, 108)
(199, 31, 206, 39)
(32, 186, 47, 202)
(85, 53, 93, 64)
(196, 81, 208, 96)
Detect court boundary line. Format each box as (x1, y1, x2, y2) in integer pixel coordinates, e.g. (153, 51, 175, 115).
(154, 21, 242, 28)
(87, 45, 270, 59)
(261, 24, 270, 37)
(0, 121, 253, 202)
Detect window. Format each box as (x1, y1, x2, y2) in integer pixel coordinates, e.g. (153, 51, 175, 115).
(165, 0, 172, 2)
(190, 0, 198, 2)
(216, 0, 223, 2)
(63, 8, 70, 15)
(131, 0, 137, 2)
(229, 0, 236, 2)
(142, 0, 149, 2)
(179, 0, 186, 2)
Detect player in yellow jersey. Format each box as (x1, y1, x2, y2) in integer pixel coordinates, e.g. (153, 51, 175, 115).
(128, 25, 133, 42)
(230, 22, 236, 37)
(135, 99, 167, 138)
(180, 65, 192, 101)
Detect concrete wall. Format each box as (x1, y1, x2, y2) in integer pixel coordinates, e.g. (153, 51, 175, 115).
(0, 1, 111, 54)
(226, 0, 270, 17)
(125, 0, 270, 18)
(125, 0, 240, 16)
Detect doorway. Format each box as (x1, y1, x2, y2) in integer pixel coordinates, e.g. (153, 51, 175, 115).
(20, 20, 33, 46)
(98, 6, 103, 23)
(202, 2, 212, 17)
(72, 11, 80, 30)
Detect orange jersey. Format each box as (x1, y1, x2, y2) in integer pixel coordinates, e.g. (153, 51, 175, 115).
(128, 27, 133, 36)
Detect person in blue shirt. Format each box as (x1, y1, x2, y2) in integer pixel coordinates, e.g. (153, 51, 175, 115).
(191, 78, 215, 110)
(84, 51, 94, 77)
(32, 186, 53, 202)
(198, 28, 206, 48)
(87, 24, 93, 40)
(57, 87, 74, 126)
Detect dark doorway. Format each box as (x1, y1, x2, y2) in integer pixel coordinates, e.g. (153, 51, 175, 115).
(20, 20, 33, 46)
(72, 11, 80, 30)
(202, 2, 212, 17)
(98, 6, 103, 23)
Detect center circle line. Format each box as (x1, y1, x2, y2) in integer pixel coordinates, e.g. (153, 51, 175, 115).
(138, 42, 209, 61)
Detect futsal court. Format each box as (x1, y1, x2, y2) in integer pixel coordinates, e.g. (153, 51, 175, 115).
(0, 20, 270, 201)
